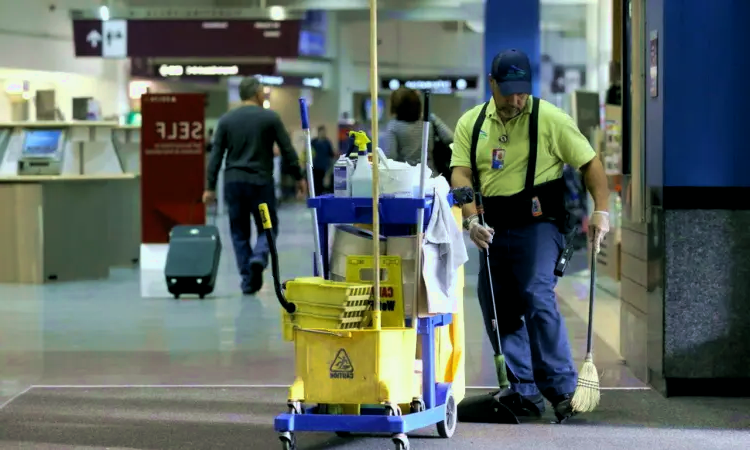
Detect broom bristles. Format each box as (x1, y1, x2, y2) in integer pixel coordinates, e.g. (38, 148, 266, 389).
(571, 354, 600, 413)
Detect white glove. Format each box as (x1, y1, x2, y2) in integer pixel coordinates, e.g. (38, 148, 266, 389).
(468, 219, 494, 250)
(589, 211, 610, 254)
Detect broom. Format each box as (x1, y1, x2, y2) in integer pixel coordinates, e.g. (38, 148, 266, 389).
(570, 244, 600, 412)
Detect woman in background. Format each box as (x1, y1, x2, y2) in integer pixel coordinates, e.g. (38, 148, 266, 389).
(382, 88, 454, 177)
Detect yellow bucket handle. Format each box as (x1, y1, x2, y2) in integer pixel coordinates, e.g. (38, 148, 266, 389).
(295, 328, 353, 338)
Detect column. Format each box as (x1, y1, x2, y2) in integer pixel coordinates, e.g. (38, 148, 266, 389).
(621, 0, 750, 396)
(483, 0, 541, 99)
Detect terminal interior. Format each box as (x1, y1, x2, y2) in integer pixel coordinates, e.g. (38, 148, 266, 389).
(1, 1, 750, 449)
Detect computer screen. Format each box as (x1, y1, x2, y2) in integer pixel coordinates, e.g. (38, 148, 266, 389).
(23, 129, 63, 156)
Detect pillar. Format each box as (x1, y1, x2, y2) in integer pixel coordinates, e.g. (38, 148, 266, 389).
(621, 0, 750, 396)
(483, 0, 540, 99)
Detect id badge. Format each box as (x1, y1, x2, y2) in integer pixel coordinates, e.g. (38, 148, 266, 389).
(492, 149, 506, 170)
(531, 196, 543, 217)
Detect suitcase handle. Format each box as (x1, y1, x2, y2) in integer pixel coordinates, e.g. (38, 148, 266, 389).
(260, 203, 296, 314)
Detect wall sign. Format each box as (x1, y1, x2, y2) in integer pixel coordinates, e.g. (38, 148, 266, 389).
(73, 19, 301, 58)
(380, 76, 479, 94)
(137, 63, 277, 78)
(140, 93, 206, 244)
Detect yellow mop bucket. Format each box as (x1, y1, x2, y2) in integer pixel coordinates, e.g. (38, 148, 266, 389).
(281, 277, 374, 341)
(292, 326, 417, 405)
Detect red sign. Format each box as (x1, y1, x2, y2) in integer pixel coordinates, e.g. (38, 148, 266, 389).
(140, 93, 206, 244)
(72, 20, 301, 58)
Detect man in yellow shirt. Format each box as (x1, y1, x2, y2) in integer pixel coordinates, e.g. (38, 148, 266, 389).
(450, 49, 610, 422)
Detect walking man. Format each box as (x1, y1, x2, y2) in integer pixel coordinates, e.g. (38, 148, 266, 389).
(450, 49, 610, 421)
(203, 76, 305, 295)
(310, 125, 336, 195)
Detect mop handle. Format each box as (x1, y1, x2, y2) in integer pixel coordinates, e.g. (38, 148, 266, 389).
(475, 192, 503, 354)
(586, 243, 597, 354)
(299, 98, 325, 277)
(368, 0, 382, 330)
(410, 90, 431, 328)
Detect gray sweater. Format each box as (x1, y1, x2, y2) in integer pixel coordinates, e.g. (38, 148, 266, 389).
(381, 114, 454, 172)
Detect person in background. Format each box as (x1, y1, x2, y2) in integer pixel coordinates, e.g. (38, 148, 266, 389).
(450, 49, 610, 422)
(310, 125, 336, 195)
(203, 76, 305, 295)
(382, 87, 454, 175)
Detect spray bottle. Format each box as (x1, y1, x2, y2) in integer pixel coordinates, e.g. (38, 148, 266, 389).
(349, 130, 374, 198)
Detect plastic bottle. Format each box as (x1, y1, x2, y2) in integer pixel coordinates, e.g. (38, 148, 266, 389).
(349, 131, 374, 198)
(333, 154, 354, 198)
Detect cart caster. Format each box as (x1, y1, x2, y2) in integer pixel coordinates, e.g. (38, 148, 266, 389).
(385, 403, 402, 416)
(287, 401, 302, 415)
(279, 431, 296, 450)
(392, 433, 409, 450)
(409, 399, 425, 413)
(436, 390, 457, 438)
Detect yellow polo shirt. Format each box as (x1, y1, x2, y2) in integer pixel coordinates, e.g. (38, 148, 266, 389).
(450, 96, 596, 196)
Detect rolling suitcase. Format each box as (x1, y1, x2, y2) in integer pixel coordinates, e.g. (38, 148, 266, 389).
(164, 224, 222, 299)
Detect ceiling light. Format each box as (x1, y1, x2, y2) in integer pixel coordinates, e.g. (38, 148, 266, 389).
(99, 5, 110, 22)
(269, 6, 286, 21)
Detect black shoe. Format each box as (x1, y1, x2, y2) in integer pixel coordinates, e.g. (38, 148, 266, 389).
(492, 390, 545, 418)
(242, 262, 264, 294)
(551, 393, 577, 423)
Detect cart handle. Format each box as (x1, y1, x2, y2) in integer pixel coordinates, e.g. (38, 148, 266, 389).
(259, 203, 296, 314)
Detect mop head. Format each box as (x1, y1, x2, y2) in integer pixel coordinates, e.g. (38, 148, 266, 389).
(571, 354, 600, 413)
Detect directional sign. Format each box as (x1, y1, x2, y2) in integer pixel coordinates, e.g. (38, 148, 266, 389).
(102, 20, 128, 59)
(72, 20, 103, 56)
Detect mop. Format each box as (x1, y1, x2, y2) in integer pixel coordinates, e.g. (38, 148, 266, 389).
(570, 247, 600, 412)
(456, 191, 523, 424)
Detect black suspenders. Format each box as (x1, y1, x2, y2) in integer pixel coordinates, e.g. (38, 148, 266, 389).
(469, 97, 541, 195)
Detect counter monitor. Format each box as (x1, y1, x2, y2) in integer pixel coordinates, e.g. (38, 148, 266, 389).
(18, 129, 66, 175)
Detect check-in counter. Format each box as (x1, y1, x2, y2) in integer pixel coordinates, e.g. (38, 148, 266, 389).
(0, 122, 141, 284)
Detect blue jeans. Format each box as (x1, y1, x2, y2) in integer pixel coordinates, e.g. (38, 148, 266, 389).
(224, 182, 278, 291)
(477, 221, 577, 400)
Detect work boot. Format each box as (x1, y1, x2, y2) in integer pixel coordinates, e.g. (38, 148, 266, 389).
(551, 393, 577, 423)
(495, 391, 545, 418)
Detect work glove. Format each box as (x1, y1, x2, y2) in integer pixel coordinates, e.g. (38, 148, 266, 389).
(468, 218, 494, 250)
(589, 211, 610, 254)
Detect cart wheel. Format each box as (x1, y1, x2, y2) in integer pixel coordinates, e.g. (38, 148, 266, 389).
(287, 401, 302, 415)
(409, 399, 425, 413)
(392, 433, 409, 450)
(279, 431, 296, 450)
(436, 391, 457, 438)
(385, 404, 402, 416)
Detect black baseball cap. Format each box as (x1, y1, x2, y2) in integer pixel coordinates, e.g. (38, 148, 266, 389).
(490, 49, 532, 96)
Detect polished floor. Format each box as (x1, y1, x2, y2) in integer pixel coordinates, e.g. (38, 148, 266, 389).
(1, 203, 748, 449)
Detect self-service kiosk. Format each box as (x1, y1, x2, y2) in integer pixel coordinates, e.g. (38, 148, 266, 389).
(17, 128, 66, 175)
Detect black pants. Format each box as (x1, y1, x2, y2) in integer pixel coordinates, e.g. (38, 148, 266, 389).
(224, 181, 278, 292)
(312, 168, 327, 196)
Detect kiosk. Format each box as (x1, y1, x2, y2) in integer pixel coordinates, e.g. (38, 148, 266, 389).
(17, 128, 66, 175)
(0, 122, 141, 284)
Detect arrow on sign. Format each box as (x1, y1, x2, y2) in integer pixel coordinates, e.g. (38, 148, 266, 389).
(106, 31, 123, 47)
(87, 30, 102, 48)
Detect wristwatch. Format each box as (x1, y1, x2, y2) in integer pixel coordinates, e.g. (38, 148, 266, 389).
(462, 215, 479, 231)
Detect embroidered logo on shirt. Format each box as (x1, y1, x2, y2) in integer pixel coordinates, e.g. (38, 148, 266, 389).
(478, 130, 488, 139)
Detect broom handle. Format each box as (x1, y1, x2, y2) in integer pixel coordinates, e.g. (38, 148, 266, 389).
(586, 242, 597, 355)
(369, 0, 382, 330)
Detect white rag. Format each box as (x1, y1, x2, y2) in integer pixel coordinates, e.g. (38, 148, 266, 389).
(421, 177, 469, 313)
